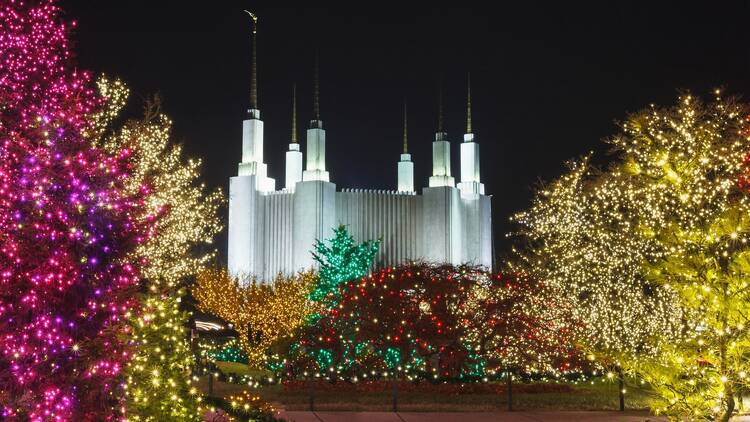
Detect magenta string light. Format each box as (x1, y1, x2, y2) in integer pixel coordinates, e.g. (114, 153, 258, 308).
(0, 1, 153, 419)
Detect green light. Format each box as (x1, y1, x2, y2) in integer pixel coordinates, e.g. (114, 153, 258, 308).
(309, 225, 379, 307)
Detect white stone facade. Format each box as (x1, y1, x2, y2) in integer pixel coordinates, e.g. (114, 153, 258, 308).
(228, 110, 493, 284)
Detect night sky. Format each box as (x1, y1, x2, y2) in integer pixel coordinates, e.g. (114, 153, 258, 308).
(62, 1, 750, 261)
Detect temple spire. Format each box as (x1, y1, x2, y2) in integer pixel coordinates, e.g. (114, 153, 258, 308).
(303, 47, 328, 181)
(398, 97, 414, 192)
(244, 10, 259, 112)
(430, 75, 453, 186)
(458, 73, 482, 195)
(286, 83, 303, 190)
(312, 49, 321, 124)
(466, 73, 472, 135)
(291, 84, 298, 143)
(403, 98, 408, 154)
(437, 79, 444, 133)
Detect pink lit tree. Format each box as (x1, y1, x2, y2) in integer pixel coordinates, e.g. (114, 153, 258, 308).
(0, 1, 153, 419)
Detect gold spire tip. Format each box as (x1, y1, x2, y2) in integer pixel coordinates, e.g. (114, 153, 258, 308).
(313, 50, 320, 122)
(437, 80, 444, 133)
(243, 10, 258, 34)
(403, 98, 408, 154)
(291, 83, 298, 143)
(245, 10, 259, 111)
(466, 72, 472, 134)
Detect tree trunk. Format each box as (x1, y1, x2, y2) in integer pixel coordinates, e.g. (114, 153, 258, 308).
(392, 378, 398, 413)
(309, 378, 315, 412)
(718, 392, 734, 422)
(208, 371, 213, 396)
(618, 368, 625, 412)
(717, 279, 733, 422)
(507, 369, 513, 412)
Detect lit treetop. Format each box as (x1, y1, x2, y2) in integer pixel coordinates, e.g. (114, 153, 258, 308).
(514, 91, 750, 421)
(310, 225, 379, 306)
(607, 93, 750, 421)
(511, 156, 681, 361)
(93, 78, 224, 290)
(0, 1, 98, 133)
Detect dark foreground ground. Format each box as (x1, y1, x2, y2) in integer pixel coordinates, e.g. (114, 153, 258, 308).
(196, 375, 658, 413)
(276, 410, 667, 422)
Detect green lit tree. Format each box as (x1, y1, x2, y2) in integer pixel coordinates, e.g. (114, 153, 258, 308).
(124, 294, 200, 420)
(309, 225, 380, 306)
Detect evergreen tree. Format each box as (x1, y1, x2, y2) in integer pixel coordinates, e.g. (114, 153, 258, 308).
(92, 79, 223, 420)
(310, 225, 379, 306)
(0, 2, 153, 419)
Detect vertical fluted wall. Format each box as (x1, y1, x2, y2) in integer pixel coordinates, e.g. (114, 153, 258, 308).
(262, 191, 295, 281)
(336, 190, 423, 268)
(231, 184, 490, 283)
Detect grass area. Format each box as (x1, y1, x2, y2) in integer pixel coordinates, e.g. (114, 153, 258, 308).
(216, 361, 272, 379)
(262, 381, 656, 412)
(196, 372, 660, 412)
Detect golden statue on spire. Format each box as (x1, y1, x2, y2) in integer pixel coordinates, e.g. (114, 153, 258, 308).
(243, 10, 258, 34)
(244, 10, 259, 111)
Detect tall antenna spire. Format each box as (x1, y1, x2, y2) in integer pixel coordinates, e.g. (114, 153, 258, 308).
(466, 72, 472, 134)
(437, 77, 444, 133)
(403, 98, 408, 154)
(313, 49, 320, 122)
(291, 84, 298, 143)
(244, 10, 259, 111)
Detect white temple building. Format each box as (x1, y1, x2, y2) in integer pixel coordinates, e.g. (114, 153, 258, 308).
(227, 22, 492, 283)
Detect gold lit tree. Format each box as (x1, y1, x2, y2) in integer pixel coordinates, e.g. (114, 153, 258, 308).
(92, 77, 224, 421)
(511, 156, 681, 365)
(193, 268, 316, 367)
(514, 92, 750, 421)
(608, 93, 750, 421)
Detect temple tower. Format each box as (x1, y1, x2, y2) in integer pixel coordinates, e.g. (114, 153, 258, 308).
(285, 84, 303, 191)
(428, 82, 454, 188)
(397, 99, 415, 193)
(228, 11, 275, 282)
(294, 51, 337, 271)
(458, 73, 484, 197)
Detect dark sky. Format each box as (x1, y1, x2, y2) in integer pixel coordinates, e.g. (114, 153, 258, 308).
(61, 1, 750, 261)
